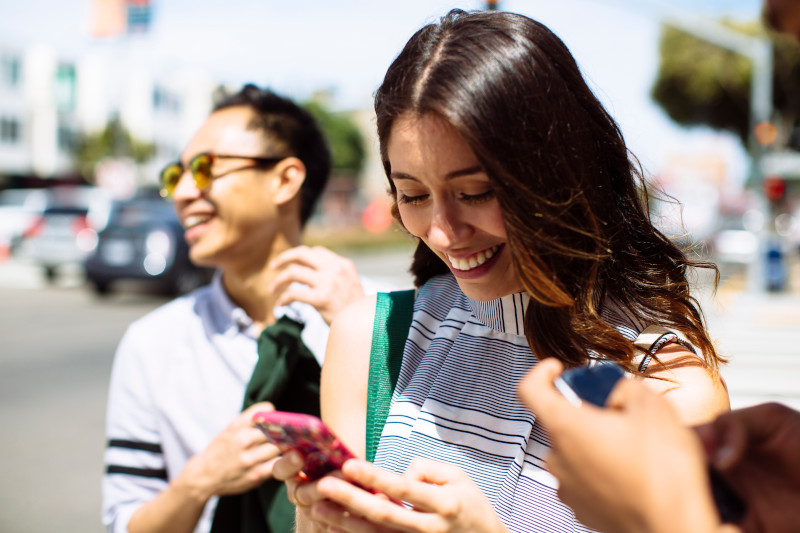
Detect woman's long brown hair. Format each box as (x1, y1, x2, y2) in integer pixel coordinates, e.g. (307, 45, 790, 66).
(375, 9, 722, 373)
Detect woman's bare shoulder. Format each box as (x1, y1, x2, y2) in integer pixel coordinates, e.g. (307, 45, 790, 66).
(641, 343, 730, 426)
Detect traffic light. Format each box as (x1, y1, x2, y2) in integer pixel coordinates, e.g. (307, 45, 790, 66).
(763, 175, 786, 203)
(486, 0, 499, 10)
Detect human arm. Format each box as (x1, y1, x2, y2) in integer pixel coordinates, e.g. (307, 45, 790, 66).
(641, 342, 730, 425)
(518, 358, 736, 533)
(126, 401, 280, 533)
(274, 294, 376, 532)
(102, 322, 284, 533)
(268, 245, 365, 325)
(695, 402, 800, 533)
(275, 295, 510, 533)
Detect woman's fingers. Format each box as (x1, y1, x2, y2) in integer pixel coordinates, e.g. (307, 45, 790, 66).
(339, 459, 455, 516)
(315, 472, 426, 532)
(271, 449, 304, 481)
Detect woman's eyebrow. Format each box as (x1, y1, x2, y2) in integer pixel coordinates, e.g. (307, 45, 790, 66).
(445, 165, 483, 179)
(389, 172, 418, 182)
(390, 165, 485, 182)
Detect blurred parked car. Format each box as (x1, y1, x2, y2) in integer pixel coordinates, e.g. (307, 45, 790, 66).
(0, 188, 51, 256)
(18, 186, 110, 281)
(83, 193, 214, 295)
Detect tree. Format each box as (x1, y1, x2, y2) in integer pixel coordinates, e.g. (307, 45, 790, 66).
(651, 21, 800, 149)
(72, 117, 155, 181)
(303, 99, 366, 178)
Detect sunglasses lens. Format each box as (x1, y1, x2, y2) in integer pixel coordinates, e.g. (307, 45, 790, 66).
(159, 164, 183, 198)
(190, 153, 213, 190)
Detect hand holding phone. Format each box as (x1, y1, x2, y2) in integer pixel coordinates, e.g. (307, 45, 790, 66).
(554, 362, 746, 524)
(252, 411, 356, 481)
(554, 362, 625, 407)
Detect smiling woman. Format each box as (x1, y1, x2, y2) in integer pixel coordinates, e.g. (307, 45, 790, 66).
(273, 8, 730, 533)
(388, 113, 519, 300)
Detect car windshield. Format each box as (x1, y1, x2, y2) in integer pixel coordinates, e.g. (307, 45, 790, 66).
(0, 189, 49, 210)
(110, 200, 177, 228)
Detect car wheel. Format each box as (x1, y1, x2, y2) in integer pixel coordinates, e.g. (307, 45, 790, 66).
(92, 280, 111, 296)
(43, 266, 58, 283)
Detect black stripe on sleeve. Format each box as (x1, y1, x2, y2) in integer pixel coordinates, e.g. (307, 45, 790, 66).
(106, 465, 168, 480)
(107, 439, 163, 454)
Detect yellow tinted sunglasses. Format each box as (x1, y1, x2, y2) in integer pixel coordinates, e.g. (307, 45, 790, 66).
(159, 152, 285, 199)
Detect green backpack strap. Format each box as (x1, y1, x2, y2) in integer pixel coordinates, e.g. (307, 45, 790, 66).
(366, 290, 415, 463)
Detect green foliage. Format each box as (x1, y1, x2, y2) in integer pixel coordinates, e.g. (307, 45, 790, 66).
(652, 21, 800, 147)
(72, 117, 155, 180)
(303, 100, 366, 176)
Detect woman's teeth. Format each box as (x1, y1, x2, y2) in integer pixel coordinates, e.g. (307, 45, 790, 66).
(448, 245, 500, 271)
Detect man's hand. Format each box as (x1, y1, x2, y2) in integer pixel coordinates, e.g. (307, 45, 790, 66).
(519, 359, 721, 533)
(696, 402, 800, 533)
(269, 246, 365, 325)
(176, 402, 281, 500)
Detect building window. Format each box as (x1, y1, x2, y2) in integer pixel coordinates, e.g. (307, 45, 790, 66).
(55, 63, 76, 112)
(153, 86, 181, 114)
(57, 123, 76, 151)
(0, 117, 21, 143)
(1, 55, 21, 87)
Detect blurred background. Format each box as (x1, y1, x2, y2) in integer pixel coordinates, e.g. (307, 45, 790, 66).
(0, 0, 798, 531)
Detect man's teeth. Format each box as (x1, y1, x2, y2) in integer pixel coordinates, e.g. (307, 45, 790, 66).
(448, 245, 500, 271)
(184, 215, 211, 229)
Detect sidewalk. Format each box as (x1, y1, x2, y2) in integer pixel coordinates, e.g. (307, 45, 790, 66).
(702, 263, 800, 411)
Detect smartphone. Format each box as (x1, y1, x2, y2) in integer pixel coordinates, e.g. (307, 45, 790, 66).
(252, 410, 356, 480)
(554, 362, 625, 407)
(553, 362, 746, 524)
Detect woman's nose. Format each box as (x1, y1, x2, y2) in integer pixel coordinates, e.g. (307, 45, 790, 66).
(427, 204, 471, 250)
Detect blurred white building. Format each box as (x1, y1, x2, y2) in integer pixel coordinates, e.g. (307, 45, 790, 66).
(0, 40, 217, 191)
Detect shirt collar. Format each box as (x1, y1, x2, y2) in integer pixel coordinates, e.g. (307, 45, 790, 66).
(468, 291, 530, 336)
(209, 272, 315, 338)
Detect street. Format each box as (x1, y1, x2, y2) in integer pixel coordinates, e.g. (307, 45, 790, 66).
(0, 284, 170, 533)
(0, 249, 415, 533)
(0, 252, 798, 532)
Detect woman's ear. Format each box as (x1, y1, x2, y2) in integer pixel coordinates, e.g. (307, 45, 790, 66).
(271, 157, 306, 206)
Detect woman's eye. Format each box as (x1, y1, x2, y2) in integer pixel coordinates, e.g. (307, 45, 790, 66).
(398, 193, 429, 205)
(459, 190, 495, 204)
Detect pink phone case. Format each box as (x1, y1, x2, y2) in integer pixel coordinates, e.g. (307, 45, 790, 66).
(252, 410, 356, 480)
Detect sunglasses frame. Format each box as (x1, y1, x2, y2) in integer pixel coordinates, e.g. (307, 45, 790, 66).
(159, 152, 286, 198)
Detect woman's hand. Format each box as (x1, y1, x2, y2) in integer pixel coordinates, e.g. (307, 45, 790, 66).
(306, 458, 507, 533)
(272, 450, 331, 532)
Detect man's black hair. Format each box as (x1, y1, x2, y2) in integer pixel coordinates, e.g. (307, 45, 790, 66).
(214, 84, 331, 226)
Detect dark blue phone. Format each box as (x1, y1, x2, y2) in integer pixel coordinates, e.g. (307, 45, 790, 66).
(554, 362, 625, 407)
(554, 362, 746, 524)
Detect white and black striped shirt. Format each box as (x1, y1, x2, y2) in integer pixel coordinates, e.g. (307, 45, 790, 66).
(374, 273, 646, 532)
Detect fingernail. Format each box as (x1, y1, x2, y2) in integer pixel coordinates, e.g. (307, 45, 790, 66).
(714, 442, 735, 469)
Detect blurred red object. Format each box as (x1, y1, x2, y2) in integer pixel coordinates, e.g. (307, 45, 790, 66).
(763, 175, 787, 203)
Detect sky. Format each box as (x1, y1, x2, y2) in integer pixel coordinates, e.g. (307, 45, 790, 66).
(0, 0, 765, 181)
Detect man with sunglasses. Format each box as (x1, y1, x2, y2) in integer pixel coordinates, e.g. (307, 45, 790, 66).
(102, 85, 379, 533)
